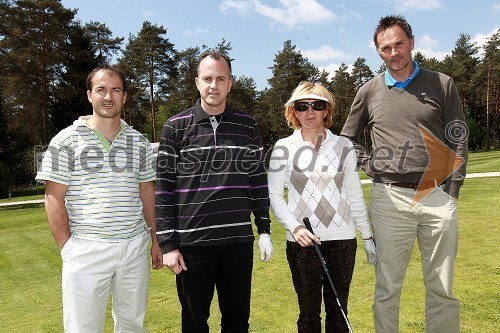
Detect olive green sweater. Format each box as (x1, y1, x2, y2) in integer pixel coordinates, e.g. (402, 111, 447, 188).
(341, 68, 468, 198)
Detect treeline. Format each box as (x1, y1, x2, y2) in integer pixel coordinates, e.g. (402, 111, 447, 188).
(0, 0, 499, 194)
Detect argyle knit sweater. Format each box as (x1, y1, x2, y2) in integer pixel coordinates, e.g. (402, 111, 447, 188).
(268, 129, 372, 242)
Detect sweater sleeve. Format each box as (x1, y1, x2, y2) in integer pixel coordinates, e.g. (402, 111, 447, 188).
(441, 77, 468, 198)
(343, 144, 372, 240)
(155, 121, 178, 253)
(340, 86, 373, 177)
(268, 141, 302, 235)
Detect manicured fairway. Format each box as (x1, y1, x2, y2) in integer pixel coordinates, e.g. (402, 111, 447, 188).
(1, 176, 498, 332)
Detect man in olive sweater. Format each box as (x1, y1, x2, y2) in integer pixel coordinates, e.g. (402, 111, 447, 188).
(341, 15, 467, 333)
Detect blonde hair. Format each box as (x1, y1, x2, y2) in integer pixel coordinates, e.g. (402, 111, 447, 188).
(284, 81, 334, 129)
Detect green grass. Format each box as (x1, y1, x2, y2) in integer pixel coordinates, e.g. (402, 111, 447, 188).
(465, 150, 500, 174)
(1, 177, 499, 332)
(358, 149, 500, 180)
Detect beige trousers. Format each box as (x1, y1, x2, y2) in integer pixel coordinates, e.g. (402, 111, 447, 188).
(61, 233, 150, 333)
(370, 183, 460, 333)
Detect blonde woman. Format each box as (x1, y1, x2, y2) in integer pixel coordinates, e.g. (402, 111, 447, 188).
(268, 81, 376, 333)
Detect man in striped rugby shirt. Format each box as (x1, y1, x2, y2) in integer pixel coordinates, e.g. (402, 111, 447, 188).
(155, 50, 274, 332)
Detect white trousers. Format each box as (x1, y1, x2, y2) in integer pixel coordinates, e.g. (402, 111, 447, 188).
(61, 233, 150, 333)
(370, 183, 460, 333)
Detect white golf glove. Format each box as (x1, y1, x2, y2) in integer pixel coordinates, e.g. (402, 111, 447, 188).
(258, 233, 273, 262)
(363, 238, 377, 266)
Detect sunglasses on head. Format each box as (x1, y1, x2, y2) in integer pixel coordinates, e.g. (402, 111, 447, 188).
(294, 100, 328, 112)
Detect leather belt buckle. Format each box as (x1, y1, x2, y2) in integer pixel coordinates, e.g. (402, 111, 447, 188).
(389, 182, 418, 190)
(408, 182, 419, 190)
(390, 180, 438, 191)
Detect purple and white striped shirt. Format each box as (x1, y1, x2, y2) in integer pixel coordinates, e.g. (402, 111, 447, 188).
(155, 99, 270, 252)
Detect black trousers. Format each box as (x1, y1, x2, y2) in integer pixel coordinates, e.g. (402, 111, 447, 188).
(286, 239, 357, 333)
(176, 242, 254, 333)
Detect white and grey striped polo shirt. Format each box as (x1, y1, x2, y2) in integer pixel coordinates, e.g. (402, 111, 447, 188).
(36, 116, 156, 241)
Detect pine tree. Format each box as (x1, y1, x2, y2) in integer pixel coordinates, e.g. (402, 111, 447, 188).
(258, 40, 322, 149)
(119, 21, 178, 142)
(1, 0, 76, 144)
(84, 21, 124, 63)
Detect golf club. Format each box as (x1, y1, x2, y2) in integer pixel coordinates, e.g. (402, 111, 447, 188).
(303, 217, 354, 333)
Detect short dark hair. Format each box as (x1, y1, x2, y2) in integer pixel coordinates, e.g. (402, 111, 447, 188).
(197, 50, 232, 77)
(373, 14, 413, 48)
(86, 63, 127, 92)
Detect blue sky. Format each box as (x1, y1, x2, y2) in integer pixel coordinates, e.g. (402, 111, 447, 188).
(61, 0, 499, 90)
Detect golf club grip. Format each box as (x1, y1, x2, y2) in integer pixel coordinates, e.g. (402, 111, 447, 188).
(303, 217, 314, 234)
(303, 218, 330, 279)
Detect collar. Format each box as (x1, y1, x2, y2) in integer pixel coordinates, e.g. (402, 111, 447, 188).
(290, 128, 335, 143)
(385, 60, 419, 89)
(74, 115, 129, 130)
(192, 99, 236, 123)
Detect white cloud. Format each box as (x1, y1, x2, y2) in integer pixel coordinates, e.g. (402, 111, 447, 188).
(418, 35, 439, 48)
(412, 28, 498, 61)
(320, 63, 341, 80)
(395, 0, 443, 12)
(471, 28, 499, 58)
(300, 45, 353, 62)
(220, 0, 336, 30)
(219, 0, 253, 15)
(413, 35, 447, 60)
(493, 3, 500, 10)
(142, 10, 156, 19)
(182, 27, 210, 36)
(413, 48, 449, 61)
(472, 28, 499, 49)
(319, 62, 355, 81)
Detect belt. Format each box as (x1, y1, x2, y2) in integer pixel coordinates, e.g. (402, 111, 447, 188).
(388, 179, 440, 191)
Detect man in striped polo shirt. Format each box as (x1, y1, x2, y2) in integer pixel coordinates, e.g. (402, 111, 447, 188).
(36, 64, 162, 332)
(155, 50, 274, 332)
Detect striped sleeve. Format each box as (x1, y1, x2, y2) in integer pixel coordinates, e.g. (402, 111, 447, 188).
(247, 118, 270, 234)
(138, 133, 156, 182)
(155, 119, 179, 253)
(36, 129, 75, 185)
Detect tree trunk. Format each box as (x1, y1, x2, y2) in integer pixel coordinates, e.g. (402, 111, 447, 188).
(40, 11, 49, 145)
(149, 60, 157, 142)
(486, 65, 491, 150)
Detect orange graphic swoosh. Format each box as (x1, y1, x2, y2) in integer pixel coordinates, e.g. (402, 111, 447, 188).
(411, 125, 466, 207)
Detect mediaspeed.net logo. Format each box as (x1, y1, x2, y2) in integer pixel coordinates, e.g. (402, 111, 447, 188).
(411, 121, 468, 207)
